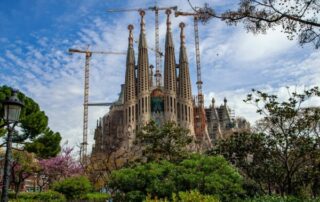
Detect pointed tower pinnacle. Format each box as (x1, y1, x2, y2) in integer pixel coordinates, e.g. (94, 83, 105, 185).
(137, 10, 151, 124)
(128, 24, 134, 47)
(180, 22, 185, 43)
(124, 24, 137, 129)
(138, 10, 148, 51)
(164, 9, 177, 122)
(178, 22, 192, 100)
(124, 24, 136, 103)
(177, 22, 194, 133)
(166, 9, 171, 31)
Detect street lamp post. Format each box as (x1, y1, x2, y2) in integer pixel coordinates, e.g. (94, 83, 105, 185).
(1, 90, 24, 202)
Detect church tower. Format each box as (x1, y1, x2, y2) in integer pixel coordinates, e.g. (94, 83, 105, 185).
(177, 22, 194, 134)
(163, 9, 177, 122)
(137, 10, 151, 125)
(124, 24, 137, 148)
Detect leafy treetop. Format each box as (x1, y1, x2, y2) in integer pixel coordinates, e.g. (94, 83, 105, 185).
(135, 121, 193, 162)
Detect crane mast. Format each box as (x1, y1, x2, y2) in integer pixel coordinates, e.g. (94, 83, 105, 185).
(68, 48, 125, 163)
(174, 11, 205, 107)
(154, 8, 161, 86)
(193, 17, 203, 106)
(174, 10, 210, 141)
(82, 51, 91, 163)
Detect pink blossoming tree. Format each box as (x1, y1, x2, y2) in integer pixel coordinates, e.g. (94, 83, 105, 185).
(37, 147, 83, 191)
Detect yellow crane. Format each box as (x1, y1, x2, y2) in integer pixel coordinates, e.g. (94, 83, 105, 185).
(68, 48, 126, 163)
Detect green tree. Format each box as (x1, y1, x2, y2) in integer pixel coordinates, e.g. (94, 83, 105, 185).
(0, 86, 61, 158)
(10, 150, 40, 197)
(145, 190, 219, 202)
(0, 86, 47, 142)
(211, 132, 277, 196)
(25, 128, 62, 158)
(109, 155, 244, 201)
(212, 87, 320, 197)
(52, 176, 92, 200)
(135, 121, 193, 162)
(192, 0, 320, 48)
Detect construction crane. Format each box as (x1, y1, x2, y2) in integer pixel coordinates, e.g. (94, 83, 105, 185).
(174, 10, 210, 107)
(106, 4, 177, 86)
(174, 10, 210, 139)
(68, 48, 126, 163)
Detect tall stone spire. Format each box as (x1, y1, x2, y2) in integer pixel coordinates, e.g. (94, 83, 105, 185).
(124, 24, 136, 104)
(177, 22, 194, 134)
(178, 22, 192, 101)
(124, 24, 137, 143)
(137, 10, 151, 125)
(164, 9, 177, 122)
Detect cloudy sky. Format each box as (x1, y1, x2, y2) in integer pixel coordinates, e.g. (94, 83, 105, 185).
(1, 0, 319, 152)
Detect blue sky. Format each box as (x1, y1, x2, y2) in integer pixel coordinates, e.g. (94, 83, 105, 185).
(1, 0, 319, 151)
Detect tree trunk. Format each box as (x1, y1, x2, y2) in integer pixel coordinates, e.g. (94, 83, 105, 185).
(287, 175, 293, 195)
(14, 182, 21, 199)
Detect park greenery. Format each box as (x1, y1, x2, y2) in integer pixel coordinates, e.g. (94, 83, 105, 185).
(1, 84, 320, 202)
(102, 86, 319, 201)
(0, 85, 61, 157)
(109, 155, 243, 201)
(209, 87, 320, 199)
(135, 121, 193, 162)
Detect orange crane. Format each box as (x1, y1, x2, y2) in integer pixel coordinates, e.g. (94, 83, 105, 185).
(68, 48, 126, 163)
(174, 10, 210, 139)
(106, 4, 177, 87)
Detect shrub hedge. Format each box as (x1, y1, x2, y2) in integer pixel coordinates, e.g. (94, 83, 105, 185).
(10, 190, 66, 202)
(52, 176, 92, 200)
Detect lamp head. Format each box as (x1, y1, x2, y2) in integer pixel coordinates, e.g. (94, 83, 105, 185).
(2, 89, 24, 123)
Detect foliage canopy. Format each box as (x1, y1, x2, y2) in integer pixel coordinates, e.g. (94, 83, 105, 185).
(109, 155, 243, 201)
(135, 121, 193, 162)
(211, 86, 320, 197)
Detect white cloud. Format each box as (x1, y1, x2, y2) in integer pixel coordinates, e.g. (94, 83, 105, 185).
(231, 28, 296, 63)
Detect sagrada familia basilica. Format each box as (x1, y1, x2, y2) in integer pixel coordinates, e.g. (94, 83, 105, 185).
(91, 10, 249, 157)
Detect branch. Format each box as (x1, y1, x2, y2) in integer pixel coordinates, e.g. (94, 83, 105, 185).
(205, 2, 320, 28)
(298, 0, 313, 18)
(0, 142, 6, 148)
(12, 147, 24, 152)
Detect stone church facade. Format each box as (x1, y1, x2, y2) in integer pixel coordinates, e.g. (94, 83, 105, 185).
(91, 10, 249, 156)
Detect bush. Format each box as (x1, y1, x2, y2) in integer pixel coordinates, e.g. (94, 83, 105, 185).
(52, 176, 92, 200)
(82, 192, 111, 201)
(242, 178, 263, 198)
(9, 190, 66, 202)
(144, 190, 218, 202)
(239, 195, 320, 202)
(109, 155, 244, 201)
(113, 190, 146, 202)
(174, 190, 219, 202)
